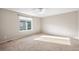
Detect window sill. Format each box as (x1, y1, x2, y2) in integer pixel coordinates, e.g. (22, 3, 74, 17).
(19, 30, 32, 32)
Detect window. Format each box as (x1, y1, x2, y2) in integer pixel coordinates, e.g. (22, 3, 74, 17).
(19, 16, 32, 31)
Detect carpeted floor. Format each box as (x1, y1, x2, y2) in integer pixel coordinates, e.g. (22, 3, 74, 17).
(0, 34, 79, 51)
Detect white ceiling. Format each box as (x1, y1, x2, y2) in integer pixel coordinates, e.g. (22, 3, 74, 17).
(6, 8, 79, 17)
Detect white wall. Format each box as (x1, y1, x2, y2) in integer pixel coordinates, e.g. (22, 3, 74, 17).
(78, 11, 79, 39)
(0, 9, 41, 43)
(41, 11, 78, 39)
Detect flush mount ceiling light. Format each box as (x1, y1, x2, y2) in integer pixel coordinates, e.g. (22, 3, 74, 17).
(29, 8, 46, 14)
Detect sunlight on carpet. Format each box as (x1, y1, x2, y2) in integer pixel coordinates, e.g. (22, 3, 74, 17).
(34, 35, 71, 45)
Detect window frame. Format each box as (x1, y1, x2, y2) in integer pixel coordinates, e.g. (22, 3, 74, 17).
(18, 15, 33, 32)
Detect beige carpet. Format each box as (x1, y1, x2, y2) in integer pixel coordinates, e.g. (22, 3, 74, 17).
(0, 34, 79, 51)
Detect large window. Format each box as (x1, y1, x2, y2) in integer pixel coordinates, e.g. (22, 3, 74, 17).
(19, 16, 32, 31)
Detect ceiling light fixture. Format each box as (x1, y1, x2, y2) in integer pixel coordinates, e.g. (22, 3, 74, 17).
(30, 8, 45, 14)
